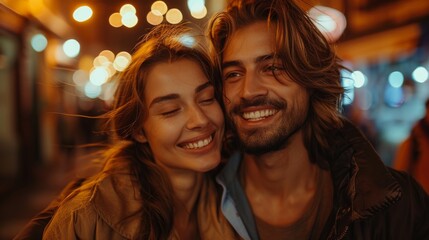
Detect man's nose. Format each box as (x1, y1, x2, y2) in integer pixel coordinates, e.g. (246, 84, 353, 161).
(240, 71, 268, 99)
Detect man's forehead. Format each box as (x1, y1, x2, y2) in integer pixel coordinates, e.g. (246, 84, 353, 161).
(222, 22, 276, 64)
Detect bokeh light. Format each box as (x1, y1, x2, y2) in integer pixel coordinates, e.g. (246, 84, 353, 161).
(188, 0, 205, 13)
(412, 66, 428, 83)
(73, 6, 93, 22)
(121, 12, 138, 28)
(308, 5, 346, 43)
(62, 39, 80, 58)
(84, 82, 102, 98)
(113, 51, 131, 71)
(93, 55, 109, 67)
(351, 70, 367, 88)
(99, 50, 115, 62)
(190, 6, 207, 19)
(388, 71, 404, 88)
(147, 11, 164, 25)
(151, 1, 168, 15)
(31, 33, 48, 52)
(120, 4, 136, 16)
(89, 67, 109, 86)
(109, 13, 123, 28)
(166, 8, 183, 24)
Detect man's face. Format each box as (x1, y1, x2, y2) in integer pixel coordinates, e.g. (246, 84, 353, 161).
(221, 21, 310, 154)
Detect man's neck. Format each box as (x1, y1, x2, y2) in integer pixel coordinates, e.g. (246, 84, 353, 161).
(241, 131, 321, 226)
(242, 132, 316, 194)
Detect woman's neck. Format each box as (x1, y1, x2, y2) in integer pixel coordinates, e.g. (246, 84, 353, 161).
(169, 171, 203, 239)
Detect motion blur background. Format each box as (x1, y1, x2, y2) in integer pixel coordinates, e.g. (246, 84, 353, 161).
(0, 0, 428, 239)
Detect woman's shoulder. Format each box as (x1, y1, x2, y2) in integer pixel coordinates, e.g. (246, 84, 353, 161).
(42, 180, 100, 238)
(44, 169, 142, 239)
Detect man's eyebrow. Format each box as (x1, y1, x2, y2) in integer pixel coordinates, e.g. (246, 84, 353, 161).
(255, 54, 275, 63)
(222, 53, 276, 69)
(148, 82, 212, 108)
(222, 60, 241, 69)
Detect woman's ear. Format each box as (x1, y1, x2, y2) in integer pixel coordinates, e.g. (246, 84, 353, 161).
(133, 130, 148, 143)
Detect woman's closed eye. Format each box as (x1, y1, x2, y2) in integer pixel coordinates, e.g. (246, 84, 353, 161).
(197, 86, 217, 105)
(199, 96, 216, 105)
(160, 108, 181, 117)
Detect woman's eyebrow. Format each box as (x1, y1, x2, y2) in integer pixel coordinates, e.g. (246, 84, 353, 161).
(149, 94, 179, 108)
(148, 82, 211, 108)
(195, 82, 212, 94)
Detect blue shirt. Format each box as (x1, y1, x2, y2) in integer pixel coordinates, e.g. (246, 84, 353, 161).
(216, 152, 258, 240)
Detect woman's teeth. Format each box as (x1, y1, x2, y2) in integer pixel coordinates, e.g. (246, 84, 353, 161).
(183, 135, 213, 149)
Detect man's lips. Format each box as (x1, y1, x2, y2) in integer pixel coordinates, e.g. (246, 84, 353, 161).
(242, 108, 278, 121)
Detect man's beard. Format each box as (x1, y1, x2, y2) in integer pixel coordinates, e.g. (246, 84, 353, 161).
(228, 97, 307, 155)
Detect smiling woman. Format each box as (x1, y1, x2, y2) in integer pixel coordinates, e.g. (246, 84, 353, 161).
(37, 23, 236, 239)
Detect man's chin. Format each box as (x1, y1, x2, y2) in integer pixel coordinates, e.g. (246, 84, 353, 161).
(243, 145, 272, 155)
(240, 138, 287, 155)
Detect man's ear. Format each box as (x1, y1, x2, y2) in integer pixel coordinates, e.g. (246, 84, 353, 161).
(133, 130, 148, 143)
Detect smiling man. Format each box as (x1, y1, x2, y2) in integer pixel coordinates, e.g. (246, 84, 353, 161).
(208, 0, 429, 239)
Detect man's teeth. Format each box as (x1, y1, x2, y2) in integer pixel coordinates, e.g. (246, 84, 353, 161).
(242, 109, 277, 121)
(183, 135, 213, 149)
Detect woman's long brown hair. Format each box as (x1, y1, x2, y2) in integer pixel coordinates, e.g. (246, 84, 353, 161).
(101, 23, 219, 239)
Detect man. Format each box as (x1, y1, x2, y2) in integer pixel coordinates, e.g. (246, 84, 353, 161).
(394, 98, 429, 193)
(208, 0, 429, 239)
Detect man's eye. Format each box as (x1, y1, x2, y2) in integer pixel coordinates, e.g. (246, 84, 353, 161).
(223, 72, 241, 81)
(264, 65, 283, 72)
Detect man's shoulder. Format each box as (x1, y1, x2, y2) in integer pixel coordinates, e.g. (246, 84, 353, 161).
(362, 168, 429, 237)
(388, 167, 429, 202)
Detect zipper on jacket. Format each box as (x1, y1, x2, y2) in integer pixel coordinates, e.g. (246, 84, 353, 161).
(335, 225, 349, 240)
(327, 207, 351, 240)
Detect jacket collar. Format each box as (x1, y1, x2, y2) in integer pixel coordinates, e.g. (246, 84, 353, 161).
(91, 161, 235, 239)
(91, 164, 142, 239)
(328, 119, 402, 221)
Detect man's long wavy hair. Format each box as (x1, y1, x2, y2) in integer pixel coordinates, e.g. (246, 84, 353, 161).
(101, 23, 219, 239)
(208, 0, 345, 166)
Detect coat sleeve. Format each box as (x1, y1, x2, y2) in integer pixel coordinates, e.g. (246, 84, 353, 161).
(408, 173, 429, 238)
(390, 169, 429, 238)
(42, 192, 99, 240)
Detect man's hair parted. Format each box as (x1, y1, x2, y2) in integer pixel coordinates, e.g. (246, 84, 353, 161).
(208, 0, 346, 165)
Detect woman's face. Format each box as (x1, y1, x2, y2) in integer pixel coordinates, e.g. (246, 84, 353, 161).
(140, 58, 224, 174)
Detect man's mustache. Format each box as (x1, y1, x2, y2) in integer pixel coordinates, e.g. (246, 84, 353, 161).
(231, 96, 286, 114)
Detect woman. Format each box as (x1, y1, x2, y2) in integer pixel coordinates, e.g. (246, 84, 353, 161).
(42, 24, 236, 239)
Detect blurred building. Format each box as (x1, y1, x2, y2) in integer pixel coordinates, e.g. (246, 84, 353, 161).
(331, 0, 429, 165)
